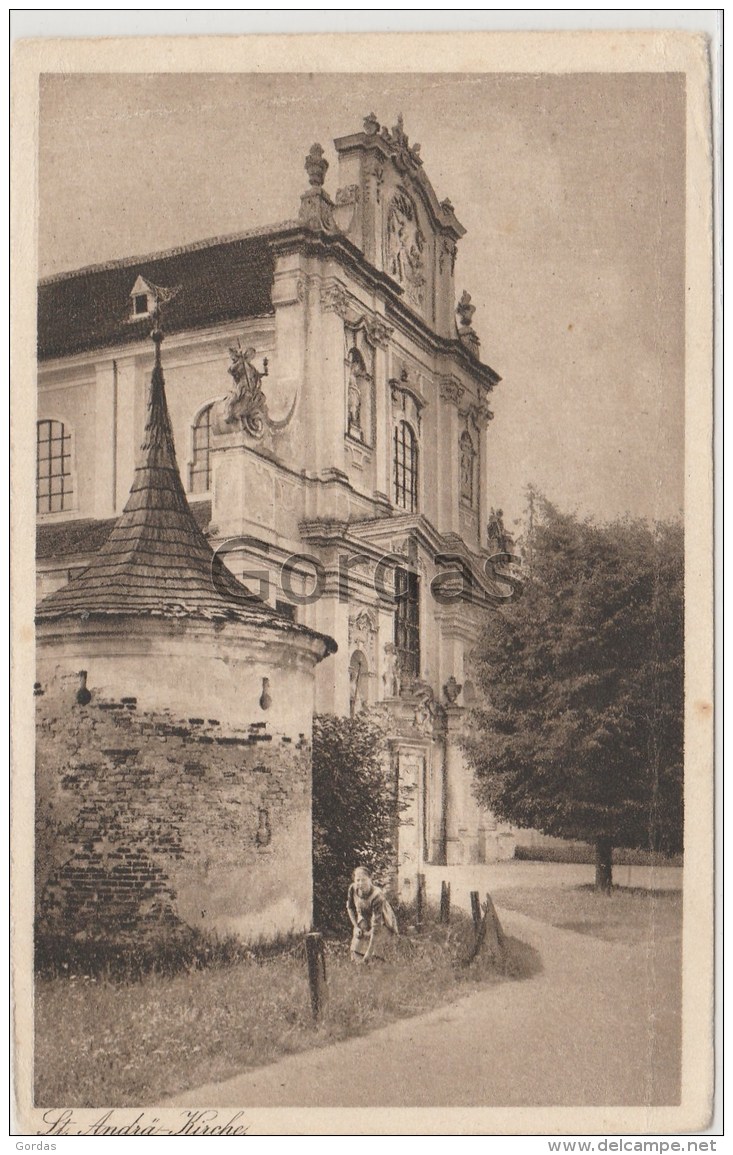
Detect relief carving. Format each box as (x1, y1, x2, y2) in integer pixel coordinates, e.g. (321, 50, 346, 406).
(439, 375, 465, 407)
(363, 315, 392, 348)
(387, 188, 426, 308)
(335, 184, 360, 206)
(320, 282, 350, 317)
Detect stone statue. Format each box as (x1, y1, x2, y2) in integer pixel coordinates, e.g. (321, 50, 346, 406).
(460, 430, 475, 503)
(487, 507, 512, 554)
(349, 652, 367, 717)
(226, 344, 268, 436)
(382, 642, 401, 698)
(217, 341, 296, 440)
(348, 380, 362, 432)
(347, 347, 367, 437)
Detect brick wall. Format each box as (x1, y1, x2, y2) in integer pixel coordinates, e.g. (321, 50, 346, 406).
(35, 682, 314, 946)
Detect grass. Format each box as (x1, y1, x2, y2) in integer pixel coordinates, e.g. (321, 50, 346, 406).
(34, 908, 540, 1107)
(492, 884, 683, 945)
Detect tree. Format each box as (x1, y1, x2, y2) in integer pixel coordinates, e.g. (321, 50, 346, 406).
(311, 712, 398, 931)
(464, 493, 684, 891)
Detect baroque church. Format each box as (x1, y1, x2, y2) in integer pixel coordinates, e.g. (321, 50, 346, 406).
(36, 113, 523, 909)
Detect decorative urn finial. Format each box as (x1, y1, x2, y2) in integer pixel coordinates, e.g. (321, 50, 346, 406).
(456, 290, 476, 329)
(363, 112, 380, 135)
(305, 142, 328, 188)
(443, 675, 462, 705)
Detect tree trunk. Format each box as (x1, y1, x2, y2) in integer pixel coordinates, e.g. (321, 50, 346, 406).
(595, 836, 613, 892)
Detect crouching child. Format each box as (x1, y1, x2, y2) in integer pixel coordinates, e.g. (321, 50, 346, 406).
(347, 866, 399, 964)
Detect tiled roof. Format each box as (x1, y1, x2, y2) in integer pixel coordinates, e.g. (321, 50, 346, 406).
(38, 232, 278, 361)
(37, 502, 211, 561)
(36, 329, 336, 656)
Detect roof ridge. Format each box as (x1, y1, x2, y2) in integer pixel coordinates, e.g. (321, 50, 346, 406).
(38, 220, 299, 286)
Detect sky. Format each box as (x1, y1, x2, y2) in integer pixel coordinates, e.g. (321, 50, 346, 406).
(38, 72, 686, 531)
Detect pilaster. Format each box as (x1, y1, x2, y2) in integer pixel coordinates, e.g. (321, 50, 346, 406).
(114, 357, 137, 512)
(93, 360, 117, 517)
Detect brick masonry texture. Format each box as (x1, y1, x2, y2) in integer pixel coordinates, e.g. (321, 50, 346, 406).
(36, 684, 313, 945)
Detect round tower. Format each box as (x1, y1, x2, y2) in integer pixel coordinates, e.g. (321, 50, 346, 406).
(35, 325, 336, 948)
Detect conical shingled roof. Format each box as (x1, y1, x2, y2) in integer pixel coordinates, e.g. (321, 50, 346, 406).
(36, 328, 335, 654)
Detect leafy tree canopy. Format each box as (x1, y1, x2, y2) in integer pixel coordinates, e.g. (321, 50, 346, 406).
(464, 492, 684, 883)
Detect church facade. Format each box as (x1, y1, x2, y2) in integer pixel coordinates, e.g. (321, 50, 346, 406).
(37, 114, 522, 884)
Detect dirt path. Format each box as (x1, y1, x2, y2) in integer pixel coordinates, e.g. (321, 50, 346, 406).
(161, 906, 681, 1109)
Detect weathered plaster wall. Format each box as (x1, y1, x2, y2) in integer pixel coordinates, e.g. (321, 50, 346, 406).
(35, 674, 313, 945)
(34, 615, 329, 946)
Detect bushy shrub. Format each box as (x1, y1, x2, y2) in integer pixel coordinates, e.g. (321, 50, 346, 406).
(312, 712, 398, 933)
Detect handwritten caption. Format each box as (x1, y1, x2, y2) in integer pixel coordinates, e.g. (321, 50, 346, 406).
(41, 1109, 249, 1136)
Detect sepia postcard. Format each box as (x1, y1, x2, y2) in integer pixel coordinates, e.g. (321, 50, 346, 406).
(11, 28, 716, 1139)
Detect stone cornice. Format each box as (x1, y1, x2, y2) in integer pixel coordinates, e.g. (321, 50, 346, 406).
(319, 279, 394, 348)
(267, 226, 501, 390)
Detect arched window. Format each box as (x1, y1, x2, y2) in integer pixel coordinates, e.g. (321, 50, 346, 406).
(460, 430, 476, 505)
(393, 420, 418, 512)
(189, 404, 213, 494)
(36, 419, 73, 514)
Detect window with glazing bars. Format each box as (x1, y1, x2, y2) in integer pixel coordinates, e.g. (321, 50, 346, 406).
(36, 419, 73, 514)
(394, 566, 420, 680)
(393, 420, 418, 511)
(189, 404, 213, 493)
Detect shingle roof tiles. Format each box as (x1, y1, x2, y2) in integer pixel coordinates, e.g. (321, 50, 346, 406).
(36, 330, 335, 656)
(38, 234, 276, 361)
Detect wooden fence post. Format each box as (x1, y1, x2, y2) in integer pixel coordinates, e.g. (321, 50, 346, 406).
(440, 880, 451, 924)
(416, 873, 426, 929)
(483, 893, 507, 960)
(305, 932, 326, 1021)
(470, 890, 482, 931)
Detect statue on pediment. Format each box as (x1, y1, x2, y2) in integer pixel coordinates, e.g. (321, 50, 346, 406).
(487, 507, 514, 554)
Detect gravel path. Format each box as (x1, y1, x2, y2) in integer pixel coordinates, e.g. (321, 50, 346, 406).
(161, 903, 681, 1109)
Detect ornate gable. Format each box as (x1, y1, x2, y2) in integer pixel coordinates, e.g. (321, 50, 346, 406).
(333, 114, 465, 337)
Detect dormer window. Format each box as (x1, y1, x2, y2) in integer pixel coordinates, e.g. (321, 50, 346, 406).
(129, 275, 155, 320)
